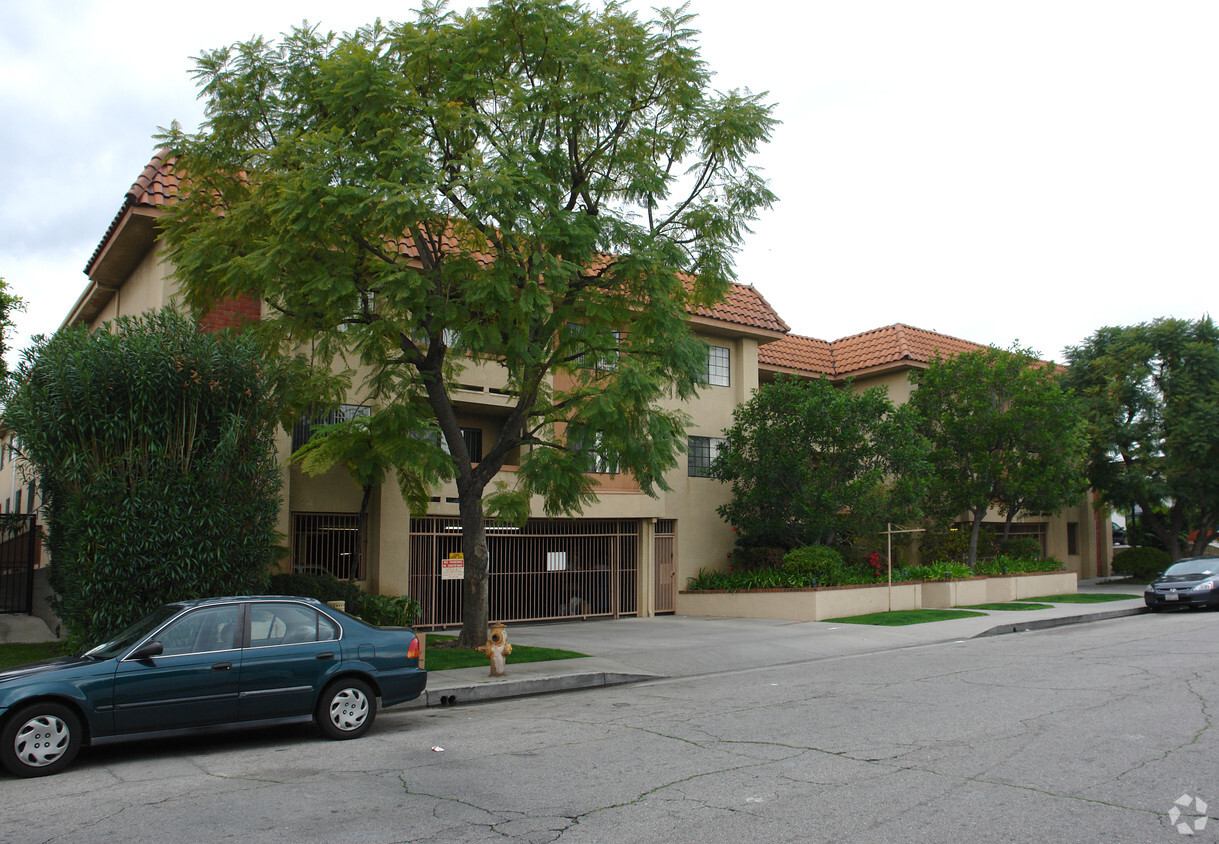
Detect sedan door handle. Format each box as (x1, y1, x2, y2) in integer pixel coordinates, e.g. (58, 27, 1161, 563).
(212, 661, 233, 671)
(316, 652, 334, 661)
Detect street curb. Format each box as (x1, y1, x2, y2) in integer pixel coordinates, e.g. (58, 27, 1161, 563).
(974, 606, 1149, 637)
(409, 670, 661, 708)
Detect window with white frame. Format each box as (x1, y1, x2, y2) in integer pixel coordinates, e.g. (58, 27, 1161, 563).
(688, 436, 726, 477)
(704, 345, 730, 386)
(291, 404, 372, 452)
(568, 429, 619, 474)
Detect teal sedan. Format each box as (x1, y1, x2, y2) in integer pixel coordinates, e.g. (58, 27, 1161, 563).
(0, 596, 426, 777)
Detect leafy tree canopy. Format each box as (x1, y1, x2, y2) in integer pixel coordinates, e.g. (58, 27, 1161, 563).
(1064, 316, 1219, 560)
(158, 0, 777, 643)
(908, 345, 1087, 566)
(3, 309, 288, 648)
(711, 376, 928, 551)
(0, 275, 26, 390)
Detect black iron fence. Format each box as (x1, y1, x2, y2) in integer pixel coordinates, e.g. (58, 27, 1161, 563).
(0, 515, 39, 614)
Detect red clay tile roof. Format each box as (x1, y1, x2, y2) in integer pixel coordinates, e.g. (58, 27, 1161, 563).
(84, 151, 180, 274)
(758, 324, 986, 377)
(756, 333, 835, 374)
(688, 281, 789, 334)
(86, 154, 787, 334)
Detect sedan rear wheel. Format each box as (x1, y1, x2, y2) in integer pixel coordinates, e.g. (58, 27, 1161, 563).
(1, 702, 82, 777)
(317, 679, 376, 740)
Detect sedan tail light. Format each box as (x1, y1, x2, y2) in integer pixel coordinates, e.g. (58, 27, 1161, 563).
(407, 636, 420, 660)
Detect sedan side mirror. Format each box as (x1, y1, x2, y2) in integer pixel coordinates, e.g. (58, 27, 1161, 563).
(129, 641, 164, 661)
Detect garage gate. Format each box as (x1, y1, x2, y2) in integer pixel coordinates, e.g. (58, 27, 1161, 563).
(408, 517, 640, 629)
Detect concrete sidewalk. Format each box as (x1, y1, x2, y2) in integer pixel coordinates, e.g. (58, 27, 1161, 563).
(413, 578, 1151, 707)
(1, 579, 1153, 708)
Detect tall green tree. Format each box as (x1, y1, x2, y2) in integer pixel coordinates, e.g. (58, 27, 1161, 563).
(159, 0, 776, 645)
(3, 310, 287, 647)
(0, 275, 26, 391)
(711, 376, 928, 551)
(1064, 317, 1219, 561)
(908, 346, 1087, 565)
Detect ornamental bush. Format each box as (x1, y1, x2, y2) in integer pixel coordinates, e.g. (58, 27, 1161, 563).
(5, 310, 288, 649)
(782, 545, 848, 587)
(1112, 546, 1172, 580)
(996, 536, 1044, 561)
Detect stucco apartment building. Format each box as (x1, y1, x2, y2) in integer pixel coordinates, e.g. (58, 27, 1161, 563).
(2, 154, 1112, 627)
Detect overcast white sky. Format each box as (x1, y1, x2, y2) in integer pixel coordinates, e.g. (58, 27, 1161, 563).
(1, 0, 1215, 366)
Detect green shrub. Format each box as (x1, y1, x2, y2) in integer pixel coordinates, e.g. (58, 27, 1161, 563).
(782, 545, 847, 587)
(269, 572, 364, 607)
(974, 555, 1065, 575)
(918, 527, 971, 564)
(269, 572, 421, 627)
(894, 562, 973, 582)
(1112, 546, 1171, 580)
(5, 310, 286, 649)
(996, 536, 1043, 561)
(357, 593, 422, 627)
(728, 545, 785, 571)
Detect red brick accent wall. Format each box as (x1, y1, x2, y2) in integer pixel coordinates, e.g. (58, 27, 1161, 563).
(198, 294, 261, 333)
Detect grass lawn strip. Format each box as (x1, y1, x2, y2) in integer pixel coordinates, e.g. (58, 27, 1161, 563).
(962, 602, 1054, 611)
(826, 609, 988, 626)
(1039, 593, 1139, 603)
(423, 635, 588, 671)
(0, 641, 68, 670)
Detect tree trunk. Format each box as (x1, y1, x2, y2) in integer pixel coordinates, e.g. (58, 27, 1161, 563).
(967, 509, 986, 567)
(1002, 511, 1016, 542)
(456, 489, 490, 648)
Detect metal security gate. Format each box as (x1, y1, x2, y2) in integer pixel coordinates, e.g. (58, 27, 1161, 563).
(408, 518, 639, 629)
(0, 515, 39, 614)
(654, 519, 676, 614)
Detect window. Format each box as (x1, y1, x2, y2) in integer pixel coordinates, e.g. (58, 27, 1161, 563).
(26, 482, 34, 514)
(688, 436, 726, 477)
(569, 430, 618, 474)
(291, 404, 372, 451)
(704, 345, 730, 386)
(571, 324, 620, 372)
(462, 427, 484, 462)
(1067, 522, 1079, 556)
(155, 605, 241, 656)
(13, 490, 20, 514)
(249, 603, 338, 647)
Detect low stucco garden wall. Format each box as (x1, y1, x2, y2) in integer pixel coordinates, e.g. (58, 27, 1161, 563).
(676, 571, 1078, 622)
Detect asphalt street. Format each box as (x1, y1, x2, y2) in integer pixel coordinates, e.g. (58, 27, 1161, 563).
(3, 606, 1216, 843)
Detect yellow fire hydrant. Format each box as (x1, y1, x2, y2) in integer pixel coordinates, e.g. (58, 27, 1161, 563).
(477, 623, 512, 677)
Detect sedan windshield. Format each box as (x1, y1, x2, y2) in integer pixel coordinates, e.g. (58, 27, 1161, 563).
(84, 605, 184, 659)
(1162, 559, 1216, 579)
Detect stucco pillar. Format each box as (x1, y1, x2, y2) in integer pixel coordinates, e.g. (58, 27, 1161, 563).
(637, 518, 656, 617)
(375, 475, 413, 596)
(274, 430, 294, 574)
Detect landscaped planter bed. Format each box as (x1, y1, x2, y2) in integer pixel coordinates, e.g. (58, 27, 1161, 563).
(676, 571, 1077, 622)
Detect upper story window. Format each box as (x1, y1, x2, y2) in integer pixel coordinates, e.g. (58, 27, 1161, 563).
(571, 324, 620, 373)
(568, 429, 619, 475)
(704, 345, 730, 386)
(291, 404, 372, 452)
(688, 436, 726, 477)
(460, 427, 484, 463)
(418, 426, 484, 462)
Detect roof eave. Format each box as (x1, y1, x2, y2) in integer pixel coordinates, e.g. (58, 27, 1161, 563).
(65, 205, 164, 330)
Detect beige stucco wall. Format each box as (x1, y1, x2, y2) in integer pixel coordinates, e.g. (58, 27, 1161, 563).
(676, 571, 1077, 622)
(87, 243, 177, 331)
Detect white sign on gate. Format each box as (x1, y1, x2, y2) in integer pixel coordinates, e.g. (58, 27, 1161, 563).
(441, 552, 465, 580)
